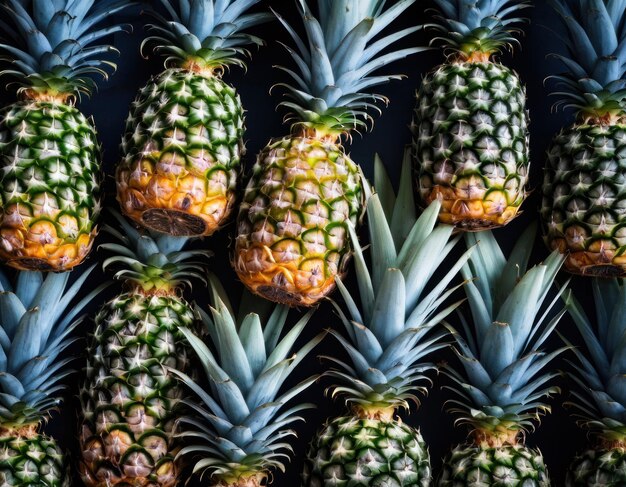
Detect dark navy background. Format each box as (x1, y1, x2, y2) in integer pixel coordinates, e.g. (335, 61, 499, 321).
(0, 0, 595, 484)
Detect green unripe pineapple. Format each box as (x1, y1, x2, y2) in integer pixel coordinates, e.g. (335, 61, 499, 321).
(303, 149, 473, 486)
(542, 0, 626, 277)
(307, 413, 431, 486)
(0, 267, 105, 486)
(439, 227, 568, 486)
(564, 278, 626, 486)
(413, 0, 531, 231)
(78, 212, 209, 487)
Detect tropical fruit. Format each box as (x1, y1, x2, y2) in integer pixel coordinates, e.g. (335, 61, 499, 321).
(413, 0, 531, 230)
(234, 0, 426, 306)
(117, 0, 270, 237)
(0, 0, 131, 270)
(438, 227, 568, 486)
(78, 212, 209, 486)
(303, 149, 473, 486)
(542, 0, 626, 277)
(172, 277, 322, 486)
(564, 278, 626, 486)
(0, 266, 104, 486)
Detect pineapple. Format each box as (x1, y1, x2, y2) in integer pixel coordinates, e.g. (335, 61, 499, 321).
(0, 266, 105, 486)
(0, 0, 132, 271)
(542, 0, 626, 277)
(564, 278, 626, 486)
(303, 149, 474, 486)
(438, 227, 568, 486)
(78, 212, 210, 487)
(171, 277, 323, 486)
(413, 0, 531, 230)
(234, 0, 426, 306)
(117, 0, 270, 237)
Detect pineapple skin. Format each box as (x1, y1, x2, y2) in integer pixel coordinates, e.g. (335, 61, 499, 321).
(542, 123, 626, 277)
(234, 135, 362, 307)
(0, 431, 69, 487)
(438, 444, 549, 486)
(0, 100, 100, 271)
(566, 448, 626, 486)
(117, 68, 244, 237)
(303, 415, 431, 487)
(414, 61, 529, 230)
(79, 292, 195, 487)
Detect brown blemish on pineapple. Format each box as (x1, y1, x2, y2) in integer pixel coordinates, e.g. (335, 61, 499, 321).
(12, 257, 54, 271)
(425, 185, 521, 231)
(141, 208, 207, 236)
(582, 112, 626, 126)
(257, 284, 302, 306)
(561, 247, 626, 278)
(582, 264, 625, 278)
(297, 127, 342, 145)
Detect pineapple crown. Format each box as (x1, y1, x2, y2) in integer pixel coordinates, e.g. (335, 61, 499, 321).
(101, 211, 210, 294)
(443, 226, 568, 437)
(0, 267, 107, 428)
(329, 148, 473, 414)
(172, 276, 323, 482)
(0, 0, 134, 101)
(565, 278, 626, 443)
(144, 0, 272, 72)
(429, 0, 530, 60)
(548, 0, 626, 120)
(275, 0, 427, 137)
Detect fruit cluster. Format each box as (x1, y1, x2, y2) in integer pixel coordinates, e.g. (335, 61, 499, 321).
(0, 1, 624, 487)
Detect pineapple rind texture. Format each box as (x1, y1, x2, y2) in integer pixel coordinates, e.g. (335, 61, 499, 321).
(79, 294, 195, 487)
(414, 61, 529, 230)
(566, 448, 626, 487)
(0, 434, 69, 487)
(235, 135, 362, 306)
(438, 444, 550, 486)
(0, 101, 100, 271)
(118, 68, 244, 237)
(303, 415, 431, 487)
(542, 124, 626, 277)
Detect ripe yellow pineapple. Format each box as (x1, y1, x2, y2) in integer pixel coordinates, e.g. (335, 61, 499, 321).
(413, 0, 531, 230)
(0, 0, 131, 271)
(234, 0, 426, 306)
(117, 0, 270, 237)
